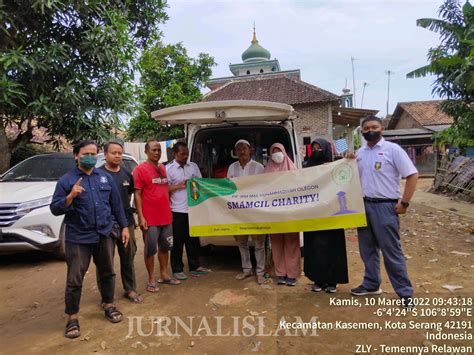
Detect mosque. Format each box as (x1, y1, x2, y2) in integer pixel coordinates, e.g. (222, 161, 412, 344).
(203, 28, 377, 152)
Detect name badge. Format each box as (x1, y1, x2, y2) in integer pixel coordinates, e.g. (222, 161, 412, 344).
(123, 181, 130, 186)
(375, 162, 382, 171)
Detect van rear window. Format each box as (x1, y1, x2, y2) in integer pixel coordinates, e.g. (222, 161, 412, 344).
(191, 125, 293, 178)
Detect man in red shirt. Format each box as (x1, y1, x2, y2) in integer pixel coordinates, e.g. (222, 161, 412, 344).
(133, 140, 180, 292)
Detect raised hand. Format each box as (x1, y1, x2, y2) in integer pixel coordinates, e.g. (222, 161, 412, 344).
(69, 178, 85, 199)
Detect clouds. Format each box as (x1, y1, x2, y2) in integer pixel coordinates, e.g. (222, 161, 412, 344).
(163, 0, 443, 115)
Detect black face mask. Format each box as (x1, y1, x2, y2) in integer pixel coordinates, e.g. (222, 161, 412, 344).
(363, 130, 382, 142)
(311, 150, 324, 160)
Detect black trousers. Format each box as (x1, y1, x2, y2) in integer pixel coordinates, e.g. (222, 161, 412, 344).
(65, 236, 115, 315)
(117, 225, 137, 292)
(96, 225, 137, 293)
(171, 212, 201, 273)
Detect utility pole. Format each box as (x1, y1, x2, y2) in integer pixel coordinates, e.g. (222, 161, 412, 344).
(351, 57, 357, 108)
(386, 70, 393, 117)
(361, 81, 369, 108)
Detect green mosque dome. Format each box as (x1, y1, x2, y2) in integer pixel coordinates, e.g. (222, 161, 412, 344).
(241, 31, 271, 63)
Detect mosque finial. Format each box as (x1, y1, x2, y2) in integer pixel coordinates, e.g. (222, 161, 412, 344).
(252, 21, 258, 44)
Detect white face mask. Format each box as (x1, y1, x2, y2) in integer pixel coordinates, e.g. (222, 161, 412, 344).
(271, 152, 285, 164)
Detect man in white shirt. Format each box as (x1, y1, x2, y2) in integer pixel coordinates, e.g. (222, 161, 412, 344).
(350, 116, 418, 308)
(227, 139, 266, 284)
(167, 142, 210, 280)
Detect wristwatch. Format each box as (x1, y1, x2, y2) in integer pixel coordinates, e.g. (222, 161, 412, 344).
(400, 201, 410, 208)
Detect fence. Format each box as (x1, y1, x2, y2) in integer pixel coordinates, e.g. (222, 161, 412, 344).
(433, 154, 474, 202)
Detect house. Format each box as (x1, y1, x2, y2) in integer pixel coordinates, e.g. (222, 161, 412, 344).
(204, 29, 377, 155)
(384, 100, 454, 175)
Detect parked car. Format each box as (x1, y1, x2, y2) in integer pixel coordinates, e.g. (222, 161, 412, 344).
(0, 152, 138, 258)
(151, 100, 303, 247)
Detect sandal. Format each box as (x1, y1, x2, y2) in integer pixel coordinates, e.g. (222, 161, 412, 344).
(104, 306, 123, 323)
(124, 291, 144, 303)
(64, 318, 81, 339)
(146, 283, 159, 293)
(158, 278, 181, 285)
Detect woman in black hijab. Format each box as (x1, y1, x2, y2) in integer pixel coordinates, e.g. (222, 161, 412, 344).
(303, 138, 349, 293)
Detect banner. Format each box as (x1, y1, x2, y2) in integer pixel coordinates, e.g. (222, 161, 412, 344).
(187, 159, 367, 236)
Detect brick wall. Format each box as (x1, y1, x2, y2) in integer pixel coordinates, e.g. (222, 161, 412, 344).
(293, 103, 332, 147)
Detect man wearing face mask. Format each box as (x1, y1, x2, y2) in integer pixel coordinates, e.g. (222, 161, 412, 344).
(227, 139, 266, 284)
(50, 140, 129, 338)
(350, 116, 418, 308)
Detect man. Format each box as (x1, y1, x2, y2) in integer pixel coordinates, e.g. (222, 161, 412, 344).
(133, 140, 180, 292)
(350, 116, 418, 307)
(227, 139, 266, 284)
(50, 140, 129, 339)
(167, 142, 211, 280)
(100, 141, 143, 303)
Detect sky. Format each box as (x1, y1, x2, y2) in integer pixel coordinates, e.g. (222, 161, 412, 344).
(162, 0, 443, 117)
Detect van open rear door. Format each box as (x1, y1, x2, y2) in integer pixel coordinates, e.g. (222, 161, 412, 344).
(151, 100, 295, 125)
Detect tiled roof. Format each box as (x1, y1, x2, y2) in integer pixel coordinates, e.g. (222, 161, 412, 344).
(203, 75, 339, 105)
(389, 100, 454, 129)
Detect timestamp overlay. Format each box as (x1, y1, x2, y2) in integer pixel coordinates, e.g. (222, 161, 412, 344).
(275, 293, 473, 354)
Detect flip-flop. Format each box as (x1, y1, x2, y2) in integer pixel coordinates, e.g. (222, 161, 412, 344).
(124, 291, 144, 303)
(146, 283, 159, 293)
(158, 278, 181, 285)
(64, 319, 81, 339)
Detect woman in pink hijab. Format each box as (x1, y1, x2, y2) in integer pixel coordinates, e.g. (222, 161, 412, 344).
(264, 143, 301, 286)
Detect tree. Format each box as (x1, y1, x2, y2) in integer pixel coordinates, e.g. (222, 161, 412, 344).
(127, 42, 216, 141)
(0, 0, 168, 172)
(407, 0, 474, 150)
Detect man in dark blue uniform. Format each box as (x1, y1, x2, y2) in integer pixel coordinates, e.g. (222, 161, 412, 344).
(50, 140, 129, 339)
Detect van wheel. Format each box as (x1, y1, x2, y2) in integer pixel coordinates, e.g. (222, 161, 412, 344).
(200, 244, 215, 256)
(53, 223, 66, 260)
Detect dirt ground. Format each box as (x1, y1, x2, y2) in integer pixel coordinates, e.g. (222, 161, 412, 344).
(0, 178, 472, 354)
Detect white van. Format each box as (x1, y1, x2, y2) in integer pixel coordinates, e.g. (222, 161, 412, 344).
(152, 100, 302, 247)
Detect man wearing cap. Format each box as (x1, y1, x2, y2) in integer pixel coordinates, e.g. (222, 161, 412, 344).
(227, 139, 266, 284)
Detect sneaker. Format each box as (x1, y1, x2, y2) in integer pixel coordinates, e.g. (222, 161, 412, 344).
(235, 271, 253, 280)
(277, 276, 287, 285)
(256, 275, 266, 285)
(173, 272, 188, 280)
(311, 284, 323, 292)
(401, 296, 415, 309)
(325, 285, 337, 293)
(351, 285, 383, 296)
(191, 267, 211, 275)
(286, 278, 297, 286)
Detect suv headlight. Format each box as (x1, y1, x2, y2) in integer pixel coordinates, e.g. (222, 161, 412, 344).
(16, 196, 53, 214)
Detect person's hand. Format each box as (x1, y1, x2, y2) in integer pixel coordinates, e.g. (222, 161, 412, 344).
(345, 153, 356, 160)
(122, 228, 130, 247)
(395, 202, 408, 215)
(179, 180, 187, 189)
(68, 178, 85, 199)
(139, 217, 148, 231)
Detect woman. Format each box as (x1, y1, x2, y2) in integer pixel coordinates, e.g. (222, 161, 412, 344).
(264, 143, 301, 286)
(304, 138, 348, 293)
